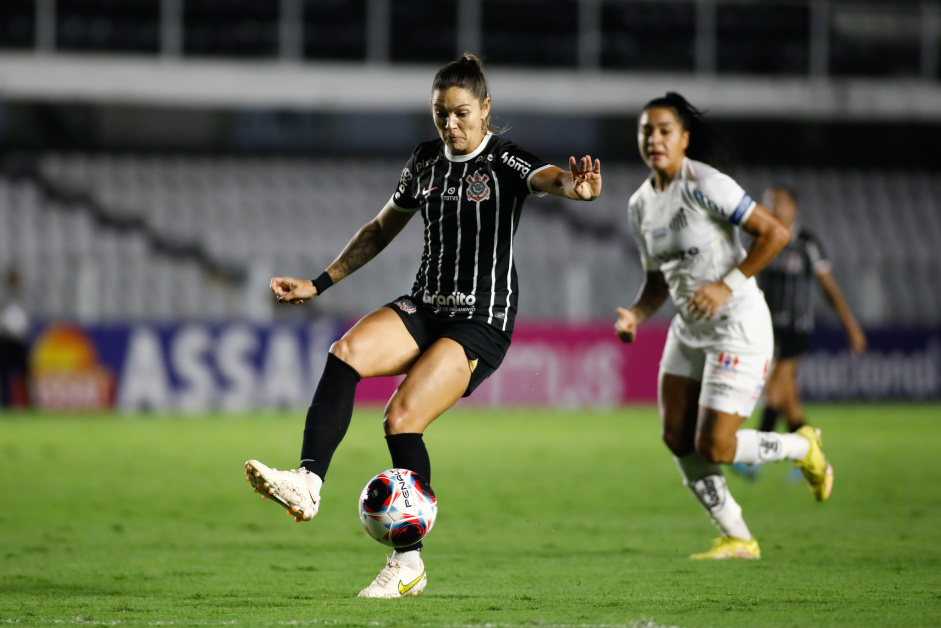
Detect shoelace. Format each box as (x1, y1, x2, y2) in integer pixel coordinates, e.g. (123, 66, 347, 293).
(374, 560, 403, 585)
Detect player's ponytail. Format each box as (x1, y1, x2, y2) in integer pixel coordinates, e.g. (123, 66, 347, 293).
(642, 92, 736, 171)
(432, 53, 503, 134)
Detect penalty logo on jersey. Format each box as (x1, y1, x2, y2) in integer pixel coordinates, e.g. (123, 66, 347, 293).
(466, 170, 491, 203)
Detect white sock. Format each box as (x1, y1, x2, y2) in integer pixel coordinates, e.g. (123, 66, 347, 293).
(392, 549, 421, 567)
(676, 454, 752, 541)
(733, 429, 810, 464)
(303, 470, 323, 498)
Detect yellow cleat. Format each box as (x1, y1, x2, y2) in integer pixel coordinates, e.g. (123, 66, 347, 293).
(794, 426, 834, 501)
(690, 536, 761, 560)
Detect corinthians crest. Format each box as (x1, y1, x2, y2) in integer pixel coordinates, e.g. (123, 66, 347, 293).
(465, 170, 491, 203)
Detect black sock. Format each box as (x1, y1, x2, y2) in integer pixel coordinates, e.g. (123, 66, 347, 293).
(299, 353, 361, 480)
(385, 433, 431, 484)
(386, 433, 431, 554)
(760, 407, 779, 433)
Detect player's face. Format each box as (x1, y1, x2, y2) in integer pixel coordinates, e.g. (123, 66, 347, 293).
(763, 189, 797, 228)
(638, 107, 689, 177)
(431, 87, 490, 155)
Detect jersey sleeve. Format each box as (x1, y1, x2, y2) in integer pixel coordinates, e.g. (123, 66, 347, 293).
(804, 231, 832, 274)
(495, 142, 551, 197)
(628, 199, 660, 271)
(692, 171, 756, 227)
(389, 149, 422, 213)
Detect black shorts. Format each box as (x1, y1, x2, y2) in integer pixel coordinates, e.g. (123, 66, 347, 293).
(385, 296, 512, 397)
(773, 327, 813, 360)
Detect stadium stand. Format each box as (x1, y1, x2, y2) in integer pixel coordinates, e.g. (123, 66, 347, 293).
(0, 153, 936, 324)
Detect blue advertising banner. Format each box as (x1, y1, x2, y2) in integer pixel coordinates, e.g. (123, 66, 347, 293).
(797, 326, 941, 401)
(29, 320, 342, 412)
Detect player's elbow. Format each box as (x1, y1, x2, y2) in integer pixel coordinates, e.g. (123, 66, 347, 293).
(771, 222, 791, 251)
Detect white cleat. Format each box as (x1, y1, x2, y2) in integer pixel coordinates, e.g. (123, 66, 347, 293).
(244, 459, 320, 522)
(357, 557, 427, 598)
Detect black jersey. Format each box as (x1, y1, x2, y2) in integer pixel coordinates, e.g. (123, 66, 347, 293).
(758, 227, 830, 334)
(389, 133, 550, 334)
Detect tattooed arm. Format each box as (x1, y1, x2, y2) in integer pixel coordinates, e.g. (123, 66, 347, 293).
(270, 203, 415, 304)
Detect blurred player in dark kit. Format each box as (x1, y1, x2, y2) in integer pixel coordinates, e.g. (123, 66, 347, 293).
(757, 186, 866, 433)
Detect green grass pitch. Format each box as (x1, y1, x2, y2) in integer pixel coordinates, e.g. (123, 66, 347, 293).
(2, 403, 940, 627)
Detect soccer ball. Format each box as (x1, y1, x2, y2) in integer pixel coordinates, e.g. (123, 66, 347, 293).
(358, 468, 437, 548)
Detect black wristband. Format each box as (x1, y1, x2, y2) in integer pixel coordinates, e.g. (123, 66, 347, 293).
(312, 271, 334, 295)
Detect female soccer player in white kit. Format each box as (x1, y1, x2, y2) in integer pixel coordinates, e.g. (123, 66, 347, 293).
(614, 93, 833, 559)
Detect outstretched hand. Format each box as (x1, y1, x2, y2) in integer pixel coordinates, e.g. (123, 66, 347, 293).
(270, 276, 317, 304)
(569, 155, 602, 200)
(614, 307, 638, 343)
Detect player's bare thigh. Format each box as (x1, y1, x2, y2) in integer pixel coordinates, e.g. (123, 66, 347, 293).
(659, 372, 701, 457)
(330, 307, 422, 378)
(384, 338, 472, 435)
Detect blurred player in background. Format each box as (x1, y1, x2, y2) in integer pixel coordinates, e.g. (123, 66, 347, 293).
(244, 54, 602, 597)
(0, 267, 30, 409)
(759, 186, 866, 433)
(732, 186, 866, 480)
(614, 93, 832, 560)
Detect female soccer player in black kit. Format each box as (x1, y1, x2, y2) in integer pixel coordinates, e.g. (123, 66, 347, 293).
(758, 186, 866, 432)
(244, 54, 602, 598)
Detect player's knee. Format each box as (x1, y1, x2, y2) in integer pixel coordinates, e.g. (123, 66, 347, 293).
(329, 338, 357, 365)
(383, 398, 416, 435)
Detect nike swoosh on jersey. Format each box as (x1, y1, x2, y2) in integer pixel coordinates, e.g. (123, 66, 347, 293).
(421, 187, 438, 196)
(397, 571, 425, 595)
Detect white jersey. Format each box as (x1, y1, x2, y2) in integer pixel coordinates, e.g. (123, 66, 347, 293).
(628, 158, 767, 347)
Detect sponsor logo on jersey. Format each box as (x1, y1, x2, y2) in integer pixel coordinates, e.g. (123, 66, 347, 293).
(670, 207, 688, 231)
(422, 290, 477, 308)
(475, 154, 494, 163)
(466, 170, 491, 203)
(395, 298, 417, 314)
(713, 352, 740, 379)
(415, 156, 439, 172)
(396, 167, 413, 198)
(501, 151, 532, 178)
(654, 246, 699, 264)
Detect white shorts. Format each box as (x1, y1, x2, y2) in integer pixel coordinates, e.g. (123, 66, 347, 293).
(659, 314, 773, 417)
